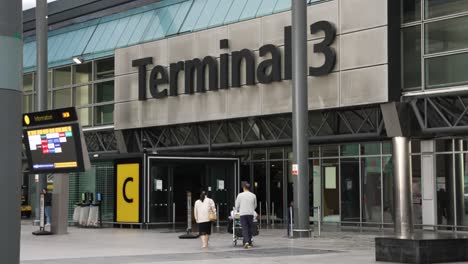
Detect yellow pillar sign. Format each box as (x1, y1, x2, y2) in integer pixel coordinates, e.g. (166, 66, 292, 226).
(116, 163, 140, 223)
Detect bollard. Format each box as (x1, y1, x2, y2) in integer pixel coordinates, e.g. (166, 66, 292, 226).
(172, 203, 176, 227)
(259, 201, 262, 229)
(272, 202, 275, 227)
(216, 204, 220, 228)
(266, 202, 270, 226)
(289, 206, 293, 238)
(317, 206, 321, 237)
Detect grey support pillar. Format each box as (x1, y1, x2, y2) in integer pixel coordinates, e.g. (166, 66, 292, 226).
(0, 0, 23, 263)
(35, 0, 48, 222)
(421, 140, 437, 230)
(51, 174, 69, 235)
(291, 0, 310, 238)
(381, 102, 414, 237)
(455, 139, 465, 227)
(36, 0, 47, 110)
(393, 137, 414, 238)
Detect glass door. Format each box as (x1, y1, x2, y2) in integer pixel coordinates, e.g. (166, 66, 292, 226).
(340, 158, 360, 224)
(149, 164, 173, 223)
(270, 160, 284, 224)
(206, 162, 235, 221)
(253, 162, 267, 224)
(322, 159, 340, 223)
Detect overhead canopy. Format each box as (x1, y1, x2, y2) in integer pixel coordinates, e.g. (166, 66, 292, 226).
(23, 0, 313, 72)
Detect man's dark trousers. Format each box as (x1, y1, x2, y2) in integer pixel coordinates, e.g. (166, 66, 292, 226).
(240, 215, 254, 245)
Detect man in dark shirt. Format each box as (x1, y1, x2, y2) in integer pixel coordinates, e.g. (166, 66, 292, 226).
(42, 188, 52, 226)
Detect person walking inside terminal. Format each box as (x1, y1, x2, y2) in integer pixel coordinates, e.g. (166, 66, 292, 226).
(235, 182, 257, 249)
(194, 191, 216, 249)
(42, 188, 52, 227)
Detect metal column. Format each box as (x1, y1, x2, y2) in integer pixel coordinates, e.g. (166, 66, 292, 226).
(35, 0, 49, 222)
(291, 0, 311, 238)
(455, 139, 465, 227)
(393, 137, 414, 238)
(0, 0, 23, 262)
(51, 174, 69, 235)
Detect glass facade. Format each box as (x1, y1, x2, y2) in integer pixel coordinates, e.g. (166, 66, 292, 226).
(236, 142, 394, 227)
(402, 0, 468, 91)
(225, 139, 468, 230)
(22, 57, 115, 127)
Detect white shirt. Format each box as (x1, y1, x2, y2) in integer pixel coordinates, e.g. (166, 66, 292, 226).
(194, 198, 216, 223)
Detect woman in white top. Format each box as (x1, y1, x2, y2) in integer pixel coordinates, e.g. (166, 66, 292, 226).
(194, 191, 216, 248)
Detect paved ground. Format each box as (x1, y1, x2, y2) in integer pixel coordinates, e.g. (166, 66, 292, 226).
(19, 223, 467, 264)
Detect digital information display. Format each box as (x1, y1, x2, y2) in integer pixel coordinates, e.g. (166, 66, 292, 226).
(24, 124, 83, 172)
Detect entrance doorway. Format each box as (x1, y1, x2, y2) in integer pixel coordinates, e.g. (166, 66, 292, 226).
(146, 156, 238, 225)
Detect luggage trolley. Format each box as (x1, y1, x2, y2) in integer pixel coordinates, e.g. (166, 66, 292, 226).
(228, 208, 259, 247)
(230, 212, 242, 246)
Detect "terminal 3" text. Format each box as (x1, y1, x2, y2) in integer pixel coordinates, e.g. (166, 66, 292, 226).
(132, 21, 336, 101)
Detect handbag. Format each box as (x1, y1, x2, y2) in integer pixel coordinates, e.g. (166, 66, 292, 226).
(209, 210, 217, 221)
(208, 201, 217, 221)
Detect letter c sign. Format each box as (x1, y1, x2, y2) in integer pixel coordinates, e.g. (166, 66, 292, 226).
(116, 163, 140, 223)
(123, 177, 134, 203)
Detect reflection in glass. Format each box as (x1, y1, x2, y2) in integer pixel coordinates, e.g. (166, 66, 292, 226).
(412, 140, 421, 153)
(94, 105, 114, 125)
(412, 155, 423, 226)
(252, 149, 266, 160)
(454, 144, 466, 228)
(322, 145, 339, 157)
(402, 26, 422, 90)
(460, 152, 468, 228)
(74, 63, 92, 84)
(382, 142, 392, 154)
(74, 85, 92, 107)
(341, 158, 360, 223)
(96, 57, 114, 80)
(383, 156, 394, 224)
(149, 165, 171, 223)
(341, 144, 359, 156)
(436, 139, 453, 152)
(24, 74, 33, 92)
(309, 145, 319, 157)
(362, 157, 382, 224)
(240, 162, 251, 184)
(53, 66, 71, 87)
(53, 88, 71, 108)
(48, 91, 52, 110)
(426, 52, 468, 89)
(426, 17, 468, 54)
(403, 0, 421, 23)
(361, 143, 380, 155)
(425, 0, 468, 19)
(23, 95, 33, 113)
(95, 81, 114, 103)
(322, 159, 339, 222)
(269, 148, 283, 160)
(436, 154, 455, 229)
(270, 161, 284, 223)
(253, 162, 266, 223)
(311, 159, 320, 221)
(77, 107, 91, 127)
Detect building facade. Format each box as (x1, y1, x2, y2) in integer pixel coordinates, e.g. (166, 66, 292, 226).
(22, 0, 468, 231)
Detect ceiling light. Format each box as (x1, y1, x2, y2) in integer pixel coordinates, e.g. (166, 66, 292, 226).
(73, 56, 84, 64)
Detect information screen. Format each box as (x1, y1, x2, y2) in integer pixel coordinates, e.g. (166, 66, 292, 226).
(24, 124, 83, 172)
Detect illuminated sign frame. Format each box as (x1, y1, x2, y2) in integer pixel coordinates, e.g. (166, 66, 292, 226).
(22, 108, 88, 174)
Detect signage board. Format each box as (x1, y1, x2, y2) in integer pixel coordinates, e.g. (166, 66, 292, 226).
(22, 108, 89, 174)
(116, 163, 140, 223)
(292, 164, 298, 176)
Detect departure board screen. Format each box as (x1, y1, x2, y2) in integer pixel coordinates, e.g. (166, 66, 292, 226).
(24, 124, 83, 172)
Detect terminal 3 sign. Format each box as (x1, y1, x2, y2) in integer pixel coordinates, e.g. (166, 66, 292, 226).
(132, 21, 336, 101)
